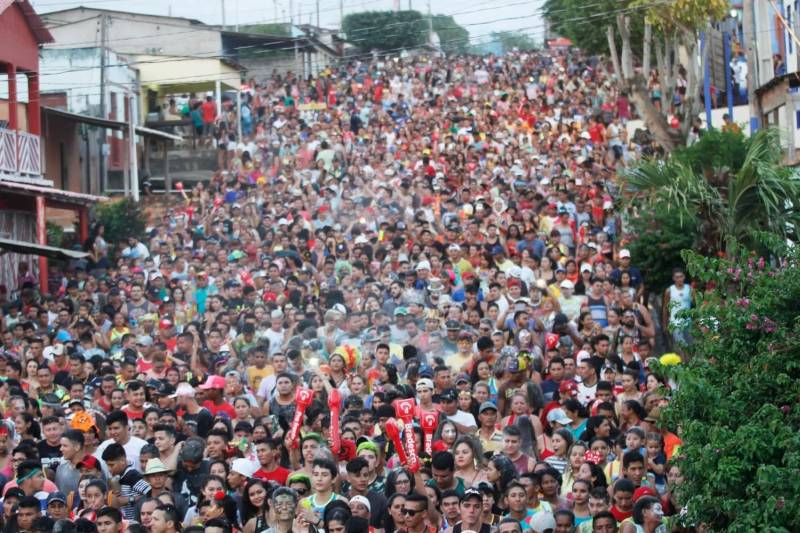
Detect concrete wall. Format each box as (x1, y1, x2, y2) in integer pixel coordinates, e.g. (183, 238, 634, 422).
(40, 47, 139, 117)
(239, 55, 305, 79)
(41, 113, 82, 193)
(44, 15, 222, 58)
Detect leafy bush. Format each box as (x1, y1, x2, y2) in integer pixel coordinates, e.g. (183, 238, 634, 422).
(46, 222, 65, 248)
(624, 128, 800, 257)
(94, 198, 147, 250)
(661, 243, 800, 531)
(626, 202, 697, 295)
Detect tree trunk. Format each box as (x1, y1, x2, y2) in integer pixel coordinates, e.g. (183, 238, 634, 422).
(680, 33, 702, 140)
(643, 22, 652, 80)
(628, 79, 682, 151)
(607, 24, 622, 81)
(617, 14, 634, 80)
(616, 14, 685, 150)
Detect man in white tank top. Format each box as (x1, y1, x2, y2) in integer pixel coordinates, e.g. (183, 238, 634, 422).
(662, 268, 693, 350)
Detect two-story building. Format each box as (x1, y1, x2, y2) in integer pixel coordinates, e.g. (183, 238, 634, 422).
(0, 0, 102, 292)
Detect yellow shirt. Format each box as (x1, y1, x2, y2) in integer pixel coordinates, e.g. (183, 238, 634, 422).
(246, 365, 273, 393)
(445, 352, 472, 372)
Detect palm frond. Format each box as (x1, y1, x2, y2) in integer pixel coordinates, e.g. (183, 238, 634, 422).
(730, 129, 800, 241)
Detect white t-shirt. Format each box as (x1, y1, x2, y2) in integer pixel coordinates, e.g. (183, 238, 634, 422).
(264, 328, 285, 356)
(94, 436, 148, 472)
(447, 410, 477, 430)
(577, 381, 598, 407)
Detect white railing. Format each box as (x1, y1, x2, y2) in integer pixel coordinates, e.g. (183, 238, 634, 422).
(0, 128, 41, 177)
(16, 131, 41, 175)
(0, 129, 14, 173)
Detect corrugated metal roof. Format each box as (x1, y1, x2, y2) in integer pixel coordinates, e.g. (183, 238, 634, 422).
(0, 179, 107, 204)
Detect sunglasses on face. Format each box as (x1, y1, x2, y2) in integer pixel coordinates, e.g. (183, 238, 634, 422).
(402, 508, 423, 516)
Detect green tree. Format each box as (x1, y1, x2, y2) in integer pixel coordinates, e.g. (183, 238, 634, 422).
(661, 242, 800, 531)
(543, 0, 644, 56)
(544, 0, 728, 150)
(431, 15, 469, 54)
(95, 198, 147, 254)
(490, 30, 538, 53)
(239, 23, 291, 36)
(342, 10, 428, 52)
(623, 128, 800, 256)
(626, 202, 697, 295)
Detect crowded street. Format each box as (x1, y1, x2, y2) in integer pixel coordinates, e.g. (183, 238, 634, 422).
(0, 0, 791, 532)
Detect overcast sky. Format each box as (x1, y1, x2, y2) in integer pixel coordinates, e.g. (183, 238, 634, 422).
(31, 0, 547, 45)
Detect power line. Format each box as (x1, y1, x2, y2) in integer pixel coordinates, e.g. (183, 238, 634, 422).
(21, 0, 671, 104)
(34, 0, 653, 81)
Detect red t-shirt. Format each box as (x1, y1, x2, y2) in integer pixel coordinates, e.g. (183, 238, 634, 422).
(611, 505, 633, 522)
(201, 101, 216, 123)
(254, 466, 290, 485)
(122, 406, 145, 420)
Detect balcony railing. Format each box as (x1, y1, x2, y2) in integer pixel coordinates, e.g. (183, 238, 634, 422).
(0, 128, 41, 177)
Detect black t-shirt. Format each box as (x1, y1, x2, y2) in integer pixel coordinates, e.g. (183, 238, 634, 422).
(182, 408, 214, 439)
(365, 491, 388, 529)
(37, 440, 63, 471)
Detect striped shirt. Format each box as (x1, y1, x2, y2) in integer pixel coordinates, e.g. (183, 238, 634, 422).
(119, 466, 152, 520)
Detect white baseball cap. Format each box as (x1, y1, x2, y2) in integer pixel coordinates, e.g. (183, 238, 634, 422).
(230, 458, 259, 478)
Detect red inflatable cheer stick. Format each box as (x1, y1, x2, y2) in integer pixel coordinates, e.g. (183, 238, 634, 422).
(394, 398, 420, 472)
(384, 418, 408, 466)
(287, 388, 314, 448)
(327, 389, 342, 455)
(175, 181, 188, 201)
(420, 410, 439, 455)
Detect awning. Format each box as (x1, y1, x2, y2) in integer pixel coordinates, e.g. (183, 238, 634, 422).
(42, 107, 126, 130)
(0, 180, 107, 206)
(133, 54, 241, 94)
(0, 238, 89, 260)
(43, 107, 181, 141)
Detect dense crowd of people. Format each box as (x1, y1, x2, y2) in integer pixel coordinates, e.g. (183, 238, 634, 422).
(0, 46, 692, 533)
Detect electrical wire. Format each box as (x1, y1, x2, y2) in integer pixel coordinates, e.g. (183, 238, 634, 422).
(17, 0, 670, 104)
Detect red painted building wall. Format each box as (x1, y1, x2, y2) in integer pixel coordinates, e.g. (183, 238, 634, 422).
(0, 3, 40, 71)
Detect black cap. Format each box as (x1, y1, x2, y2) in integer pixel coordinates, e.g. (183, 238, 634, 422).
(5, 488, 25, 500)
(445, 320, 461, 331)
(440, 388, 458, 402)
(155, 382, 176, 397)
(461, 488, 483, 502)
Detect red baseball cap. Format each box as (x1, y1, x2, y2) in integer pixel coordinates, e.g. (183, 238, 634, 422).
(559, 380, 578, 397)
(633, 486, 657, 502)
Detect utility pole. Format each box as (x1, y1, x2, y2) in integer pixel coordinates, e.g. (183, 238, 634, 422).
(743, 0, 761, 133)
(427, 0, 433, 45)
(290, 0, 294, 24)
(99, 15, 108, 193)
(221, 0, 226, 29)
(316, 0, 319, 27)
(129, 95, 139, 202)
(236, 84, 242, 143)
(339, 0, 343, 29)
